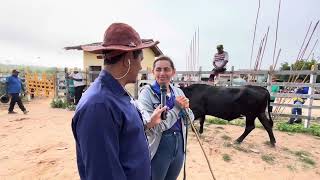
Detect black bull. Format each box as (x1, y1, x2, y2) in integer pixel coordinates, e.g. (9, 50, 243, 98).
(181, 84, 276, 146)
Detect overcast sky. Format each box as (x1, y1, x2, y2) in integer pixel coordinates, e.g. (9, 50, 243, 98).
(0, 0, 319, 70)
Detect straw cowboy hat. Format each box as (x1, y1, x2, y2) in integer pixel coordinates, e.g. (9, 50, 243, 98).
(73, 67, 79, 72)
(81, 23, 159, 54)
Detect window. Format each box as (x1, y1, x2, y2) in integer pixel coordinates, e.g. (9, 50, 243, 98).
(89, 66, 102, 82)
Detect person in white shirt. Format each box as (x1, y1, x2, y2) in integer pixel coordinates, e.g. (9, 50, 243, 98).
(209, 44, 229, 81)
(69, 68, 86, 105)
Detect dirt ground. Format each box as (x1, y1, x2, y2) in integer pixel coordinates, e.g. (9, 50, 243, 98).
(1, 98, 320, 180)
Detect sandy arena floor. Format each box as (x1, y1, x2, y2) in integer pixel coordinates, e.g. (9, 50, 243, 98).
(0, 98, 320, 180)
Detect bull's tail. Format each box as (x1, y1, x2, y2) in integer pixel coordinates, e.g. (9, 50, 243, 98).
(266, 89, 274, 127)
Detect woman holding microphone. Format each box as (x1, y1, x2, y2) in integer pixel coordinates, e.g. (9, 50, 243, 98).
(138, 55, 194, 180)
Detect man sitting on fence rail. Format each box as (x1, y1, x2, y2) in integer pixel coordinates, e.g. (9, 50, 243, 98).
(209, 44, 229, 82)
(288, 77, 309, 124)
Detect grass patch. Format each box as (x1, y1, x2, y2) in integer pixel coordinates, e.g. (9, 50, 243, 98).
(287, 165, 296, 171)
(248, 143, 255, 149)
(223, 142, 232, 148)
(261, 154, 275, 164)
(282, 147, 290, 151)
(222, 154, 231, 162)
(263, 141, 271, 146)
(277, 122, 320, 137)
(51, 98, 75, 110)
(233, 145, 249, 153)
(285, 150, 316, 167)
(293, 150, 316, 166)
(221, 135, 232, 141)
(300, 157, 316, 166)
(294, 150, 311, 157)
(207, 117, 227, 125)
(229, 119, 245, 127)
(207, 117, 264, 129)
(51, 98, 68, 109)
(206, 117, 320, 138)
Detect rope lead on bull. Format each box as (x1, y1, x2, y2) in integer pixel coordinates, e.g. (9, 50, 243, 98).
(182, 109, 217, 180)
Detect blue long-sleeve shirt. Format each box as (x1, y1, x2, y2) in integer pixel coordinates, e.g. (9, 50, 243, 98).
(71, 70, 151, 180)
(6, 75, 23, 94)
(296, 87, 309, 94)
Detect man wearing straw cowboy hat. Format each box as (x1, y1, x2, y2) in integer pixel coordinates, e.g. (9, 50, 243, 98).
(69, 67, 85, 105)
(71, 23, 166, 180)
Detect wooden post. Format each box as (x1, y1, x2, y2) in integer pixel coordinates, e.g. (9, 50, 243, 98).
(64, 67, 69, 101)
(198, 66, 202, 81)
(134, 77, 139, 99)
(54, 68, 58, 98)
(85, 68, 88, 86)
(305, 64, 317, 128)
(267, 65, 273, 92)
(230, 66, 234, 86)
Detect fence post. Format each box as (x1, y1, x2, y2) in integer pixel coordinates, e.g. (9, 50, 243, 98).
(64, 67, 70, 101)
(198, 66, 202, 81)
(267, 65, 273, 93)
(230, 66, 234, 86)
(85, 68, 89, 86)
(134, 81, 139, 99)
(54, 68, 58, 98)
(305, 64, 317, 128)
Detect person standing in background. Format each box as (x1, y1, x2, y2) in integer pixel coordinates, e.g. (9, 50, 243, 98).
(288, 77, 309, 124)
(69, 67, 86, 105)
(6, 69, 28, 114)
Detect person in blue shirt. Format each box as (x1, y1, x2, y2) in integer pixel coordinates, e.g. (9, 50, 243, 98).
(6, 69, 28, 114)
(71, 23, 166, 180)
(288, 77, 309, 124)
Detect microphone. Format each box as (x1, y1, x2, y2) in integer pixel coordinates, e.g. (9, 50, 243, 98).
(160, 84, 167, 120)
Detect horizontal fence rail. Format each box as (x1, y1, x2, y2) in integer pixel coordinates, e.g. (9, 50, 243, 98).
(136, 65, 320, 128)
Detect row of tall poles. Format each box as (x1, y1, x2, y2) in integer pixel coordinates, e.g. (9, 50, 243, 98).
(250, 0, 282, 72)
(250, 0, 319, 72)
(274, 20, 319, 118)
(186, 27, 200, 72)
(248, 0, 319, 119)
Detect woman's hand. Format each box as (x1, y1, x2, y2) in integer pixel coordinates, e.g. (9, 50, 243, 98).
(175, 96, 189, 109)
(146, 105, 167, 129)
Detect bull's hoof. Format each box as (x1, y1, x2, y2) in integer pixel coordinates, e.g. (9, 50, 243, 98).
(270, 142, 276, 148)
(235, 139, 242, 144)
(199, 129, 203, 134)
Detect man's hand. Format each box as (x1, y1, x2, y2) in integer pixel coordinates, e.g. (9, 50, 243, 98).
(213, 62, 218, 68)
(175, 96, 189, 109)
(221, 60, 228, 67)
(145, 105, 167, 129)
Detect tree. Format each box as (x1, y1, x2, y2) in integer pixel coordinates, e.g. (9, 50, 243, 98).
(278, 59, 317, 82)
